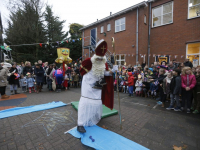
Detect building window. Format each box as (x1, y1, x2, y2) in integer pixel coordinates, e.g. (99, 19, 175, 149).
(186, 42, 200, 66)
(116, 54, 125, 65)
(100, 26, 104, 33)
(115, 17, 125, 33)
(152, 1, 173, 27)
(188, 0, 200, 19)
(107, 24, 111, 31)
(144, 15, 147, 24)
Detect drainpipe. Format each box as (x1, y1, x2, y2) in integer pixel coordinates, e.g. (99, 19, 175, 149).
(147, 2, 152, 67)
(136, 7, 139, 64)
(89, 47, 90, 58)
(82, 30, 84, 60)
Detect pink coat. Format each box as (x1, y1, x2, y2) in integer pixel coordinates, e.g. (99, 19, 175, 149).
(181, 74, 196, 89)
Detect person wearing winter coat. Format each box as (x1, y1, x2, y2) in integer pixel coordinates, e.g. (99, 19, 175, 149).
(26, 73, 36, 93)
(35, 64, 44, 93)
(128, 72, 134, 97)
(46, 64, 55, 91)
(192, 66, 200, 114)
(184, 58, 193, 68)
(23, 62, 33, 76)
(181, 67, 196, 113)
(9, 64, 20, 94)
(0, 65, 10, 99)
(166, 69, 182, 111)
(135, 74, 143, 96)
(162, 72, 173, 107)
(20, 74, 27, 92)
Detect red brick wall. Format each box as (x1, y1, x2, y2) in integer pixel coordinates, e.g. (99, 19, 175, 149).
(149, 0, 200, 64)
(82, 6, 148, 66)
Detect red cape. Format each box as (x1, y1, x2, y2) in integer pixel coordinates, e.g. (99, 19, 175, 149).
(80, 58, 114, 110)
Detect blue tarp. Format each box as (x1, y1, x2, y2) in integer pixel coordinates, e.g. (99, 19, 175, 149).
(68, 125, 150, 150)
(0, 101, 67, 119)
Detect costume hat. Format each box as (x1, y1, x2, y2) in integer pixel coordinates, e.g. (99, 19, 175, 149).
(95, 39, 107, 56)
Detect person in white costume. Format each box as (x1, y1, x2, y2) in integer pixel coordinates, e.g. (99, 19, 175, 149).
(77, 39, 118, 133)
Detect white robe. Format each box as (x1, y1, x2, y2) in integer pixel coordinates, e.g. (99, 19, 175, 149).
(78, 70, 111, 126)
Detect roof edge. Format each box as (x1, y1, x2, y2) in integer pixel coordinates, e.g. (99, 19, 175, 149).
(80, 1, 148, 31)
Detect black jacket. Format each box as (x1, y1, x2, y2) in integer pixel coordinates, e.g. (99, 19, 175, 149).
(154, 74, 166, 84)
(23, 66, 33, 76)
(35, 66, 44, 83)
(184, 61, 193, 68)
(170, 75, 182, 95)
(9, 67, 19, 85)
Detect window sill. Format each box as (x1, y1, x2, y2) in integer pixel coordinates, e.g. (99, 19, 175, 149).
(152, 22, 173, 29)
(187, 16, 200, 20)
(115, 29, 126, 34)
(107, 30, 111, 32)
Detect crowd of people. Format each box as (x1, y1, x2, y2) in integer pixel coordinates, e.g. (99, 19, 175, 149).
(0, 59, 83, 97)
(0, 58, 199, 114)
(114, 58, 200, 114)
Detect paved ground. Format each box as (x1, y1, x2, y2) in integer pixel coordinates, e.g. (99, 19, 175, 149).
(0, 86, 200, 150)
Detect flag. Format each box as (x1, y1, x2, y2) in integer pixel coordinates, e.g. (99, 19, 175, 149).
(39, 43, 42, 47)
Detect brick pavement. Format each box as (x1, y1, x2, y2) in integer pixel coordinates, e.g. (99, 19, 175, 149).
(0, 86, 200, 150)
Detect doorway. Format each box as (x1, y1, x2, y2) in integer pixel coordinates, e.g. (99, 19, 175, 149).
(186, 42, 200, 67)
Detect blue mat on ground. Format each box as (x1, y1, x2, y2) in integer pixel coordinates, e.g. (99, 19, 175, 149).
(68, 125, 150, 150)
(0, 101, 67, 119)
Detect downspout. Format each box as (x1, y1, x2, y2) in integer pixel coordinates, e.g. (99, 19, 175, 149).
(147, 2, 152, 67)
(136, 7, 139, 64)
(82, 30, 84, 60)
(89, 47, 90, 58)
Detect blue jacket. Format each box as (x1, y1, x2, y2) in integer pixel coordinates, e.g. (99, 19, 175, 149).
(27, 77, 35, 87)
(35, 66, 44, 83)
(20, 78, 27, 87)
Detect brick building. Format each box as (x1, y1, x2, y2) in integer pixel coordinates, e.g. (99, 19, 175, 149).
(80, 0, 200, 66)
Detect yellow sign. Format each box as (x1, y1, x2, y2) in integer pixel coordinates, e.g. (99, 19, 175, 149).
(158, 57, 168, 64)
(55, 47, 72, 64)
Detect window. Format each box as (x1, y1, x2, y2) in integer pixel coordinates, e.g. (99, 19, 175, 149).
(115, 17, 125, 33)
(100, 26, 104, 33)
(152, 1, 173, 27)
(107, 24, 111, 31)
(116, 54, 125, 65)
(186, 42, 200, 66)
(144, 15, 147, 24)
(188, 0, 200, 19)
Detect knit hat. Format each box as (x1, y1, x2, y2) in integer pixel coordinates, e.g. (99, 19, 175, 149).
(149, 68, 153, 72)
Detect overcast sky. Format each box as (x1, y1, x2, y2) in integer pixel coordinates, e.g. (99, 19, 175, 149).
(0, 0, 144, 37)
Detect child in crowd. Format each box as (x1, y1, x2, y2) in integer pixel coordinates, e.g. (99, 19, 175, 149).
(135, 74, 143, 96)
(53, 68, 63, 93)
(128, 72, 134, 97)
(73, 72, 79, 88)
(162, 71, 173, 107)
(181, 67, 196, 113)
(166, 69, 182, 111)
(123, 77, 129, 93)
(149, 81, 158, 98)
(63, 73, 69, 90)
(192, 66, 200, 114)
(26, 73, 36, 93)
(20, 74, 27, 92)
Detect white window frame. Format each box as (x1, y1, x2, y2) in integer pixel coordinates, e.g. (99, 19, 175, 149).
(100, 26, 104, 33)
(188, 0, 200, 19)
(144, 15, 147, 24)
(116, 54, 126, 66)
(186, 42, 200, 65)
(107, 24, 111, 31)
(152, 1, 174, 28)
(115, 17, 126, 33)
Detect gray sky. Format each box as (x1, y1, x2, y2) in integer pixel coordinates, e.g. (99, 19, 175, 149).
(0, 0, 144, 37)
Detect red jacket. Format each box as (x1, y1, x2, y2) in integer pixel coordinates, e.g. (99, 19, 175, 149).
(181, 74, 196, 89)
(128, 72, 134, 86)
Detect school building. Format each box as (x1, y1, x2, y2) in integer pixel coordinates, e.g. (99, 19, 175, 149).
(80, 0, 200, 66)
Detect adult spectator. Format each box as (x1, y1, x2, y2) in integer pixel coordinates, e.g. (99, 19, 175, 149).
(9, 64, 20, 94)
(168, 61, 176, 70)
(173, 59, 178, 68)
(127, 64, 133, 72)
(184, 58, 193, 68)
(141, 61, 146, 70)
(35, 64, 44, 93)
(23, 61, 33, 75)
(0, 63, 10, 99)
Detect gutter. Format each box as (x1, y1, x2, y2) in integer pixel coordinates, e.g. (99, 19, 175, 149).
(147, 1, 152, 67)
(79, 1, 147, 31)
(136, 7, 139, 63)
